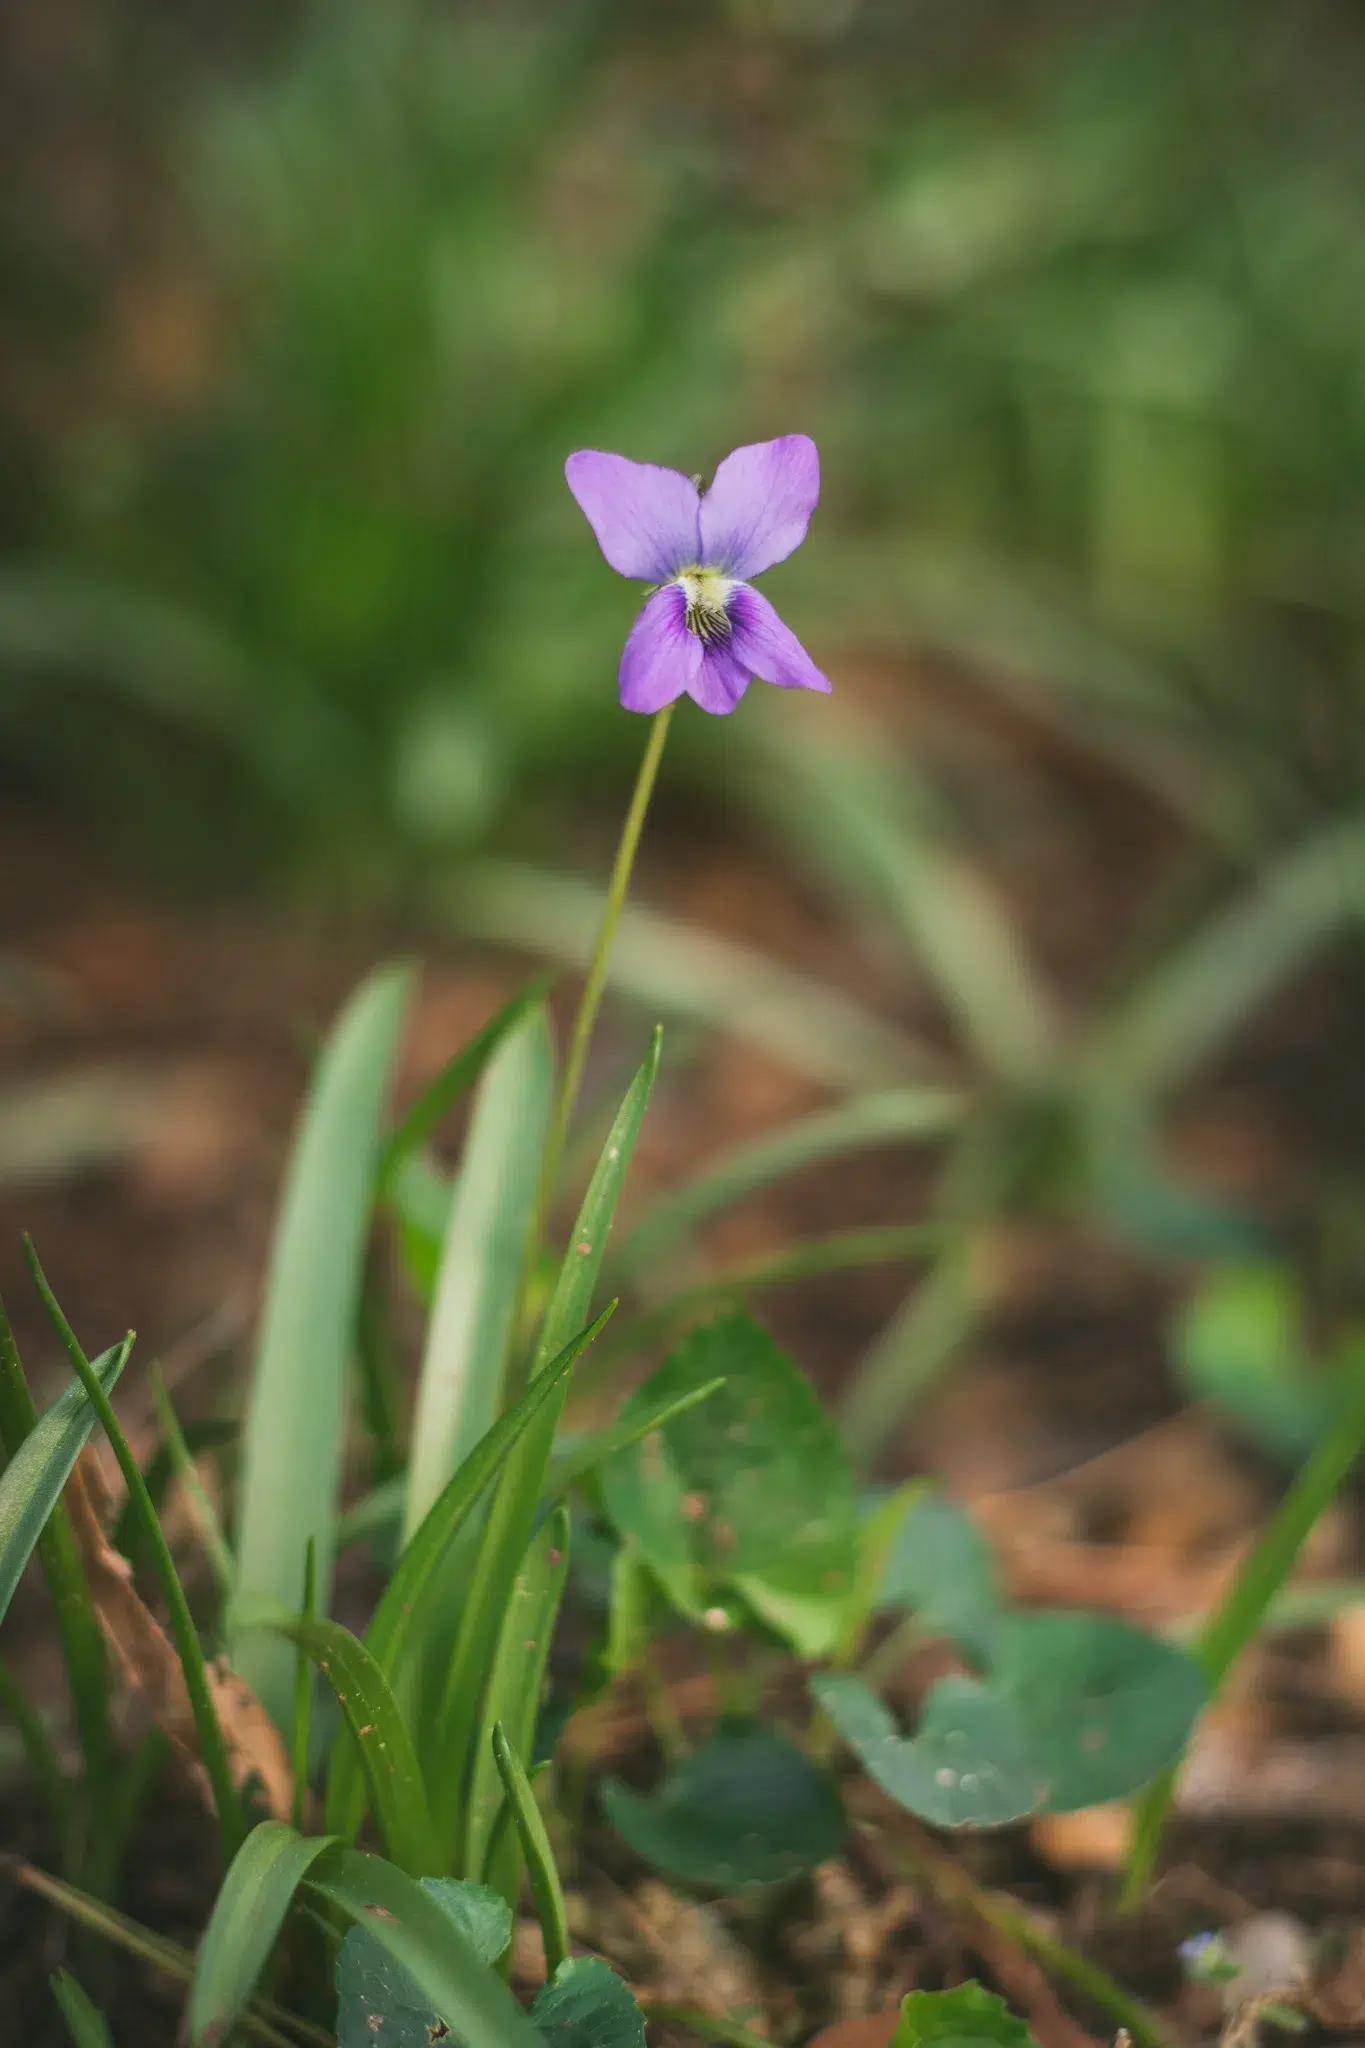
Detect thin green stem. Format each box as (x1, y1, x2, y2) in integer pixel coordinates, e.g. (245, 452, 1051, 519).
(537, 701, 676, 1222)
(1122, 1344, 1365, 1909)
(0, 1293, 114, 1886)
(22, 1240, 246, 1862)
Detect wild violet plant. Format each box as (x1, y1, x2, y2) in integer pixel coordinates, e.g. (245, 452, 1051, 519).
(2, 440, 1364, 2048)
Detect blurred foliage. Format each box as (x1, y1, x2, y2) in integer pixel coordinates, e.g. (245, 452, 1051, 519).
(2, 0, 1365, 878)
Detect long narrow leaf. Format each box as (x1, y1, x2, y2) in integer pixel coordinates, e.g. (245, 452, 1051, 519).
(465, 1505, 570, 1887)
(0, 1336, 130, 1627)
(305, 1848, 541, 2048)
(376, 975, 553, 1197)
(232, 963, 412, 1729)
(491, 1723, 569, 1978)
(615, 1087, 963, 1281)
(24, 1240, 245, 1857)
(448, 864, 924, 1088)
(404, 1003, 553, 1542)
(188, 1821, 336, 2048)
(245, 1610, 437, 1875)
(546, 1379, 726, 1498)
(430, 1034, 660, 1842)
(50, 1971, 112, 2048)
(323, 1304, 614, 1844)
(1123, 1342, 1365, 1904)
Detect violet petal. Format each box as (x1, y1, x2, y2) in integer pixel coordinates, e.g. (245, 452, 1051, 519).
(618, 585, 700, 712)
(727, 584, 831, 693)
(698, 435, 820, 579)
(565, 451, 700, 583)
(688, 638, 753, 716)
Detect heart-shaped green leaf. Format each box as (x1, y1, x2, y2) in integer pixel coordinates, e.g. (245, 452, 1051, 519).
(813, 1674, 1048, 1829)
(602, 1720, 845, 1888)
(994, 1609, 1206, 1812)
(335, 1875, 512, 2047)
(892, 1982, 1037, 2048)
(599, 1312, 858, 1656)
(876, 1492, 1002, 1663)
(530, 1958, 646, 2048)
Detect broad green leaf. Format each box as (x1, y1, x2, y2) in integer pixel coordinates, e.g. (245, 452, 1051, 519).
(530, 1958, 646, 2048)
(465, 1507, 570, 1887)
(50, 1971, 112, 2048)
(232, 963, 412, 1728)
(187, 1820, 336, 2047)
(1174, 1263, 1334, 1460)
(429, 1036, 660, 1842)
(324, 1306, 613, 1844)
(893, 1982, 1038, 2048)
(0, 1337, 130, 1627)
(602, 1721, 845, 1888)
(310, 1849, 537, 2048)
(376, 975, 553, 1197)
(878, 1491, 1002, 1663)
(599, 1311, 859, 1657)
(248, 1609, 437, 1875)
(814, 1672, 1048, 1829)
(995, 1610, 1206, 1813)
(336, 1874, 512, 2048)
(404, 1005, 553, 1542)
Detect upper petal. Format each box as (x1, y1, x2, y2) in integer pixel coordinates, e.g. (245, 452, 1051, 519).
(698, 435, 820, 578)
(726, 583, 831, 694)
(618, 585, 701, 713)
(566, 451, 700, 582)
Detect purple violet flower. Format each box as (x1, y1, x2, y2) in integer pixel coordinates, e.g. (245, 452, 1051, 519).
(565, 435, 831, 715)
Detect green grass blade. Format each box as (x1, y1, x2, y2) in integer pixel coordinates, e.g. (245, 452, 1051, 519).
(429, 1034, 660, 1845)
(1122, 1342, 1365, 1905)
(1091, 816, 1365, 1108)
(242, 1608, 438, 1876)
(148, 1366, 234, 1599)
(491, 1723, 569, 1979)
(755, 722, 1057, 1086)
(188, 1820, 336, 2047)
(24, 1239, 245, 1859)
(322, 1304, 614, 1844)
(16, 1863, 319, 2048)
(615, 1088, 963, 1282)
(231, 962, 413, 1729)
(449, 863, 925, 1089)
(305, 1847, 542, 2048)
(0, 1331, 130, 1625)
(547, 1379, 726, 1498)
(404, 1002, 553, 1543)
(112, 1417, 236, 1566)
(50, 1970, 112, 2048)
(376, 974, 554, 1198)
(0, 1297, 116, 1888)
(465, 1505, 570, 1887)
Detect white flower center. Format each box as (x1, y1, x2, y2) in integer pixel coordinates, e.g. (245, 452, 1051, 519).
(676, 566, 734, 645)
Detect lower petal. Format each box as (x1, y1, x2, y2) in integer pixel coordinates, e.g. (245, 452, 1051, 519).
(618, 586, 702, 713)
(727, 584, 831, 694)
(687, 640, 752, 716)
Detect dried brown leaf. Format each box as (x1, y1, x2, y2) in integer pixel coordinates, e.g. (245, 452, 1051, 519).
(63, 1450, 291, 1819)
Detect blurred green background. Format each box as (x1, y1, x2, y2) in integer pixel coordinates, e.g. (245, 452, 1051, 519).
(5, 0, 1365, 889)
